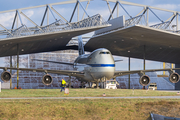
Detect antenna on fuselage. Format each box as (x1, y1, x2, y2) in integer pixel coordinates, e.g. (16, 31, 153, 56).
(78, 36, 85, 55)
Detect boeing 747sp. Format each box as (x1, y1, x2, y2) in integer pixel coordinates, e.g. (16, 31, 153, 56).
(0, 36, 180, 87)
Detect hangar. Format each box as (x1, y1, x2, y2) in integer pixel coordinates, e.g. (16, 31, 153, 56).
(0, 0, 180, 89)
(84, 0, 180, 90)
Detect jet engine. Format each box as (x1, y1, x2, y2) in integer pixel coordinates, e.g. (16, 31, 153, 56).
(169, 72, 180, 83)
(42, 74, 53, 85)
(139, 75, 150, 86)
(1, 71, 11, 82)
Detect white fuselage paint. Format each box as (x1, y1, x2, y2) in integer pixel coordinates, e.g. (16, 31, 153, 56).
(74, 48, 115, 83)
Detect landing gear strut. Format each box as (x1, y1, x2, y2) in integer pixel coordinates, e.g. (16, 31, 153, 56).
(96, 82, 99, 88)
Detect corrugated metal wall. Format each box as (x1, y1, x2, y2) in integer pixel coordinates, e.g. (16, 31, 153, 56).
(0, 50, 175, 89)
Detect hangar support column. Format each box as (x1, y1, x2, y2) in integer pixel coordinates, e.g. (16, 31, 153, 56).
(128, 57, 130, 89)
(175, 64, 180, 90)
(143, 45, 146, 89)
(17, 44, 19, 89)
(10, 56, 12, 89)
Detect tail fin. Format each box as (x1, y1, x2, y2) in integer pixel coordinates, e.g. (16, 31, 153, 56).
(78, 36, 85, 55)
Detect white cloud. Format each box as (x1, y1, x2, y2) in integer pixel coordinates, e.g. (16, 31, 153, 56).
(88, 9, 110, 19)
(154, 4, 180, 10)
(23, 10, 34, 18)
(0, 6, 118, 28)
(21, 10, 34, 25)
(0, 13, 15, 28)
(0, 10, 34, 28)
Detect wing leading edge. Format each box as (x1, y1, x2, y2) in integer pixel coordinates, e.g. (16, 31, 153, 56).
(0, 67, 84, 77)
(114, 68, 180, 77)
(32, 59, 74, 66)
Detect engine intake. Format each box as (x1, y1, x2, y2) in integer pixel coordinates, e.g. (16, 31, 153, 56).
(1, 71, 11, 82)
(139, 75, 150, 86)
(42, 74, 53, 85)
(169, 72, 180, 83)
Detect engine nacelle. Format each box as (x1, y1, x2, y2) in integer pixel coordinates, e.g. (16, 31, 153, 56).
(169, 72, 180, 83)
(139, 75, 150, 86)
(1, 71, 11, 82)
(42, 74, 53, 85)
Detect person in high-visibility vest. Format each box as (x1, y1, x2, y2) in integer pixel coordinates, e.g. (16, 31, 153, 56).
(60, 79, 66, 92)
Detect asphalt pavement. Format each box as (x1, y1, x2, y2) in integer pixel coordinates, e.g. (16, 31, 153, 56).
(1, 96, 180, 99)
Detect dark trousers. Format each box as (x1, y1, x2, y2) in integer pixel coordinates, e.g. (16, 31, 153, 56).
(60, 87, 65, 92)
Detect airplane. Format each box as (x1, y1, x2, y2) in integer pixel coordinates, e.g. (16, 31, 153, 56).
(0, 36, 180, 88)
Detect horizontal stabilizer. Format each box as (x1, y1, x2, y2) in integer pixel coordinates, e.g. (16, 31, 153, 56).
(32, 59, 74, 65)
(78, 36, 85, 55)
(114, 60, 123, 62)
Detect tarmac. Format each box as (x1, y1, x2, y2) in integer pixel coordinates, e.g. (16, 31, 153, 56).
(0, 90, 180, 100)
(157, 90, 180, 92)
(1, 96, 180, 99)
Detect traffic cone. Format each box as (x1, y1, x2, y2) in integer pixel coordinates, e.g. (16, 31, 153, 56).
(18, 87, 22, 89)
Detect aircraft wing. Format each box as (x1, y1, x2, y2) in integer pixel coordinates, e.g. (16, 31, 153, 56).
(32, 59, 74, 65)
(0, 67, 84, 77)
(114, 68, 180, 77)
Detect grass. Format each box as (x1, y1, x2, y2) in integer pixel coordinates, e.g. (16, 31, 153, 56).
(0, 99, 180, 120)
(0, 89, 179, 98)
(0, 89, 180, 119)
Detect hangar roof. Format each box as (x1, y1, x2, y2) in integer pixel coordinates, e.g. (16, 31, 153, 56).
(85, 25, 180, 64)
(0, 26, 107, 57)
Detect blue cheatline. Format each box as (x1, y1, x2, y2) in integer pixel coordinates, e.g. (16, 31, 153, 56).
(88, 64, 115, 67)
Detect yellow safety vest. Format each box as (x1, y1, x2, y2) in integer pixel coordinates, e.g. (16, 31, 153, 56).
(62, 80, 66, 85)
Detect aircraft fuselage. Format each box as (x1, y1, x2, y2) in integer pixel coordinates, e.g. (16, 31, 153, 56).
(74, 48, 115, 82)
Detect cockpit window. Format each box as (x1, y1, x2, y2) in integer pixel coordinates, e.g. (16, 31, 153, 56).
(100, 52, 110, 54)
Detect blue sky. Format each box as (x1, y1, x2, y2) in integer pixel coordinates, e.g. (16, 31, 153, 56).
(0, 0, 180, 11)
(1, 0, 180, 27)
(0, 0, 179, 73)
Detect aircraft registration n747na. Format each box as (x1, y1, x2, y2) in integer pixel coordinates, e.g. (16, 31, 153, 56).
(0, 36, 180, 87)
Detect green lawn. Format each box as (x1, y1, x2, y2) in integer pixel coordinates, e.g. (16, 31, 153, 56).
(0, 89, 179, 98)
(0, 99, 180, 120)
(0, 89, 180, 120)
